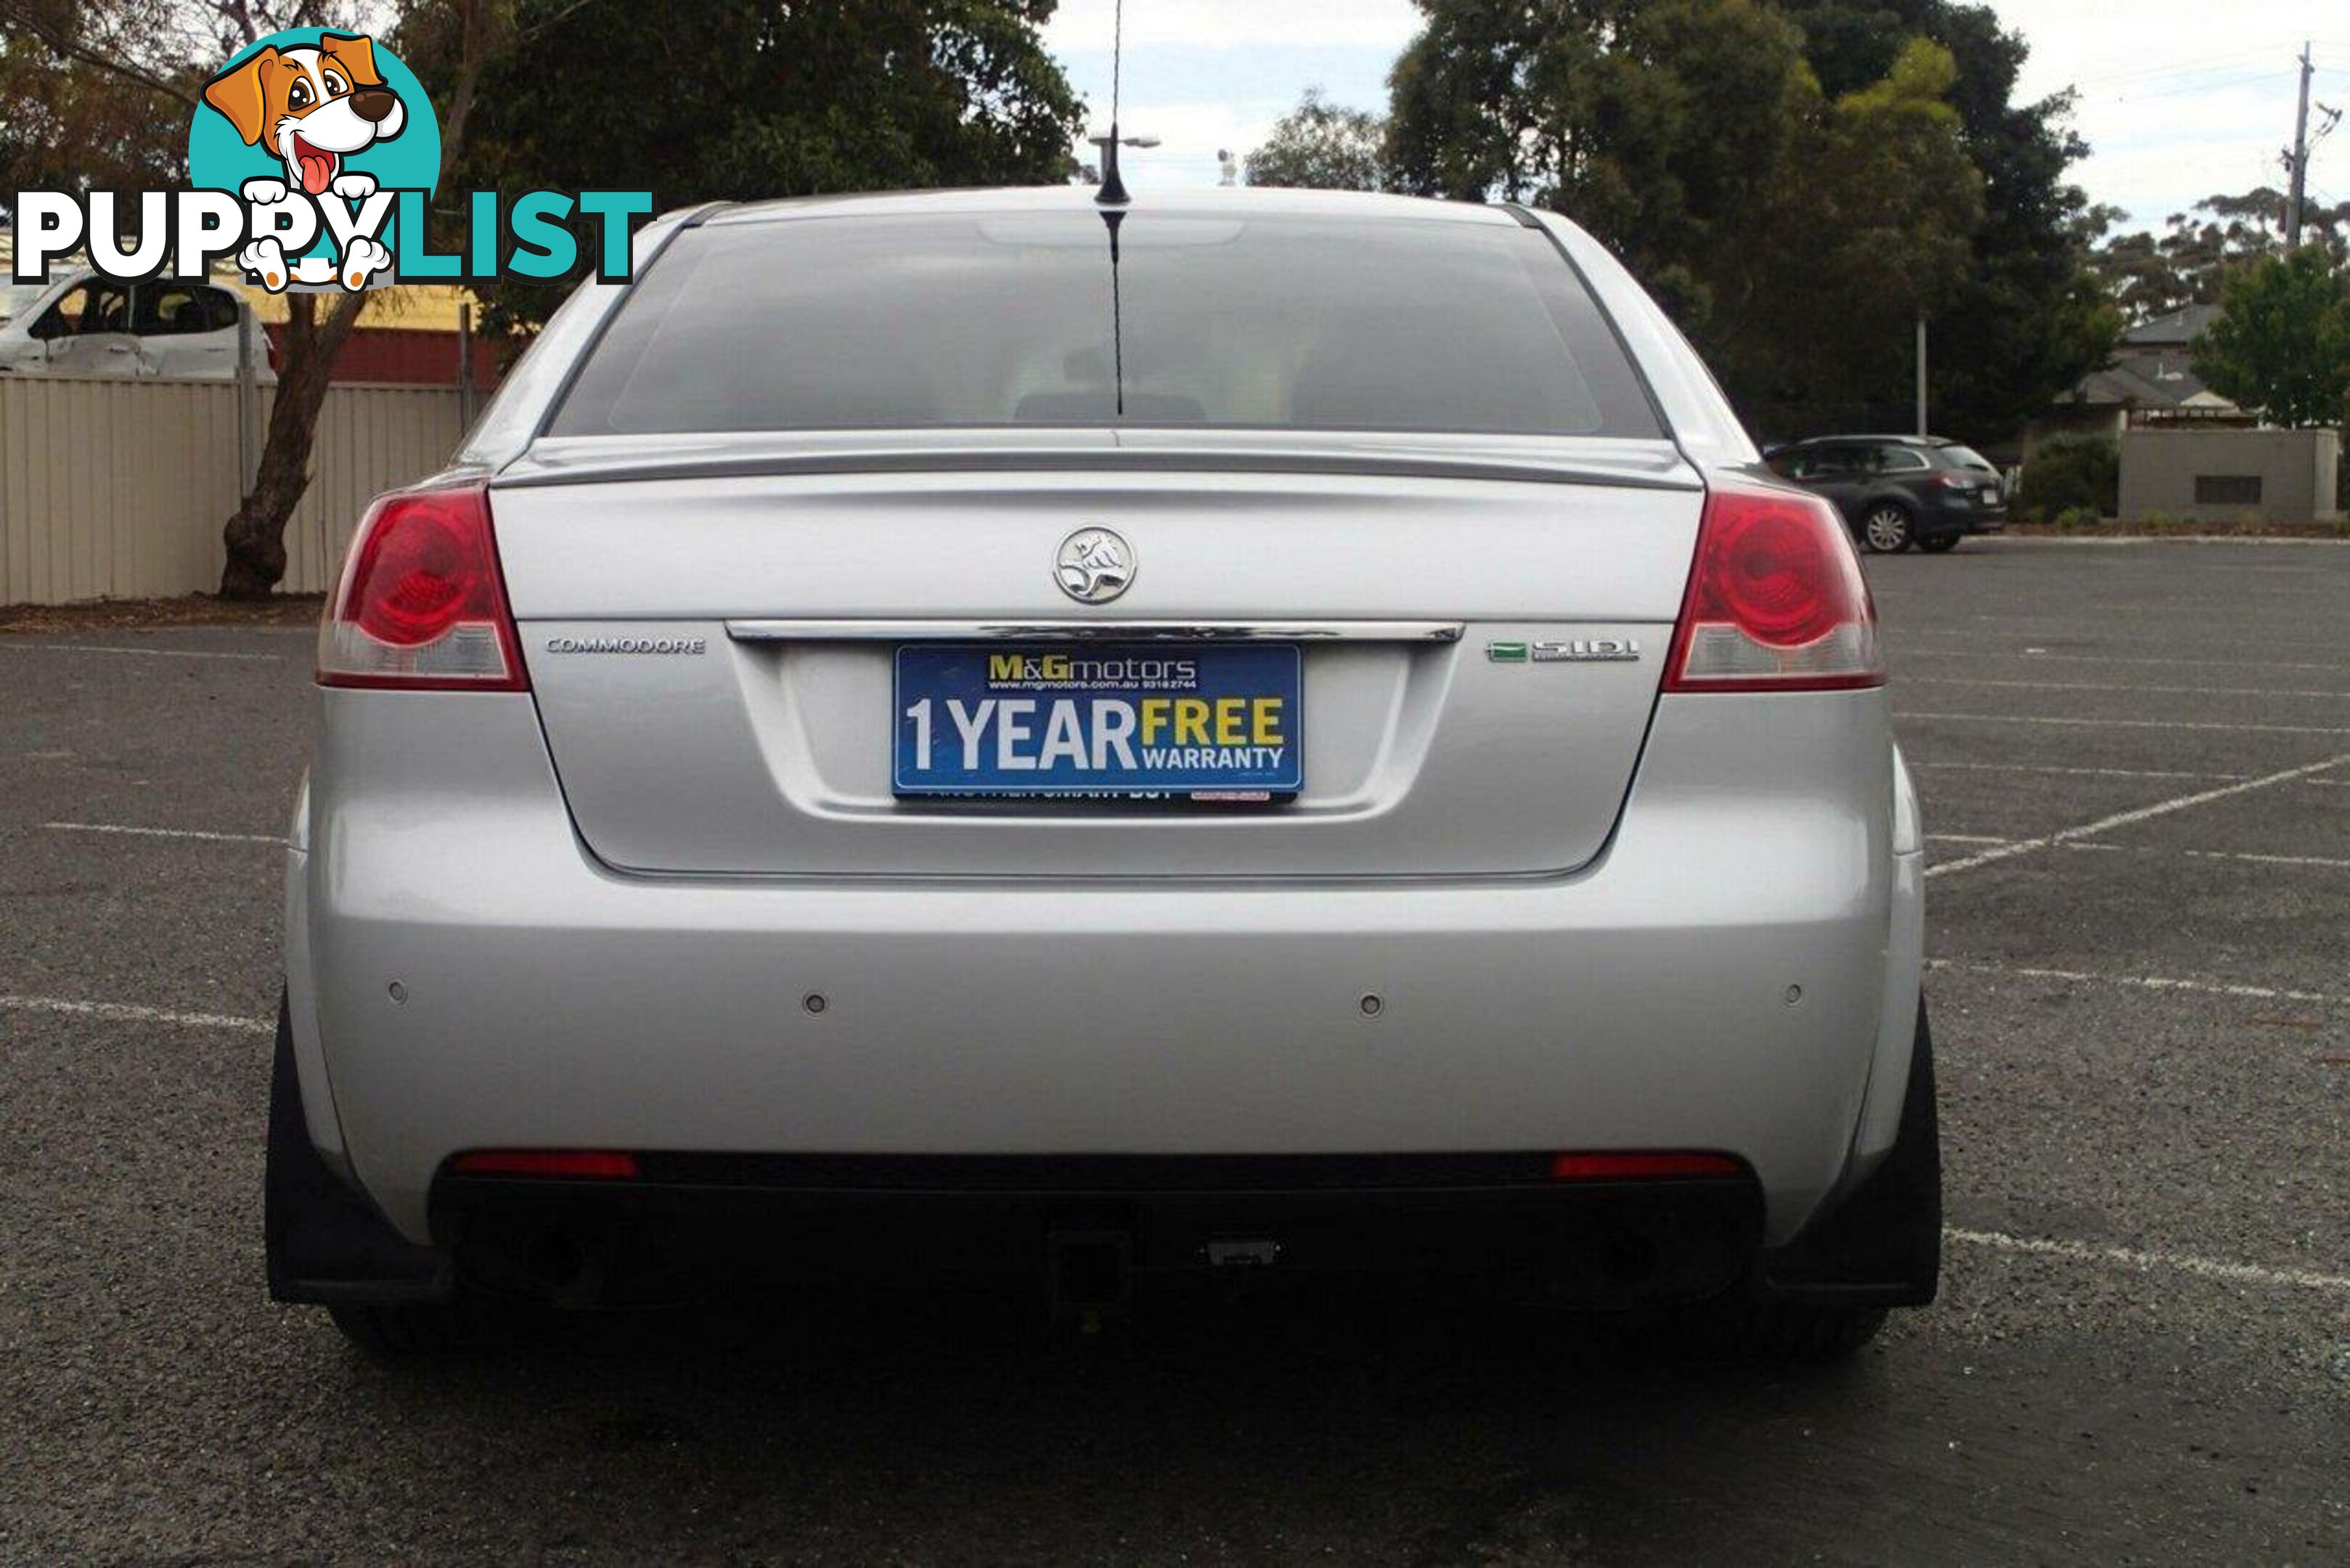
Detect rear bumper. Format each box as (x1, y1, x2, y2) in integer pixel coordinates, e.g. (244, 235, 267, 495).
(1915, 501, 2006, 537)
(431, 1154, 1765, 1310)
(290, 685, 1921, 1254)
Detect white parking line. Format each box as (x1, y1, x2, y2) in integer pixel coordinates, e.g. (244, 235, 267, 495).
(2166, 846, 2350, 871)
(1945, 1228, 2350, 1294)
(1900, 711, 2350, 736)
(1924, 754, 2350, 878)
(1913, 761, 2247, 782)
(1908, 761, 2237, 785)
(1904, 677, 2350, 700)
(1893, 645, 2350, 675)
(44, 822, 283, 846)
(0, 994, 274, 1034)
(0, 641, 283, 662)
(1926, 956, 2347, 1008)
(1925, 838, 2350, 872)
(1893, 629, 2350, 658)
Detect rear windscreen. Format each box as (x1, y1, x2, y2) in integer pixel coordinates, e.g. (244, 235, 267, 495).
(547, 211, 1662, 439)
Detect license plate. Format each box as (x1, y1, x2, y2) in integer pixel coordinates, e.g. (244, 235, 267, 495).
(893, 643, 1302, 799)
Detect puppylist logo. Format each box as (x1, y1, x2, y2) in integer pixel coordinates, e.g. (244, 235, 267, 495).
(10, 28, 650, 293)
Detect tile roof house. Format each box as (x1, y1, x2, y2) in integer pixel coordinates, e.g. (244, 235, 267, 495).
(2058, 304, 2245, 425)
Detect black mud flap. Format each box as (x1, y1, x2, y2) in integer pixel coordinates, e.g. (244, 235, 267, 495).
(266, 992, 453, 1306)
(1758, 997, 1942, 1308)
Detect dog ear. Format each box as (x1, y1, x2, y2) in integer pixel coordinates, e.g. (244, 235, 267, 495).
(201, 46, 277, 147)
(319, 33, 384, 87)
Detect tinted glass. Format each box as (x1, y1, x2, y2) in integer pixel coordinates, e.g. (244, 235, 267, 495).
(550, 211, 1661, 439)
(49, 282, 133, 335)
(1943, 445, 1997, 473)
(1874, 446, 1930, 473)
(1792, 444, 1864, 478)
(135, 287, 235, 335)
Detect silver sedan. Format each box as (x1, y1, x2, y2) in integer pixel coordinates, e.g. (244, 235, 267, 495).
(268, 186, 1937, 1361)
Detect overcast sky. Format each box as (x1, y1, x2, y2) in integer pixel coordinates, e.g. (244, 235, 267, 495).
(1044, 0, 2350, 229)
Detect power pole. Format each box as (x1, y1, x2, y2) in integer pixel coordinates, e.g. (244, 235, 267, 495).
(2286, 42, 2313, 248)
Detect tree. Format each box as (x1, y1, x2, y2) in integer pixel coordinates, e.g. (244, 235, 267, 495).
(2192, 247, 2350, 428)
(2091, 189, 2350, 322)
(0, 0, 497, 600)
(425, 0, 1085, 338)
(1, 0, 1082, 595)
(1774, 0, 2118, 440)
(1244, 89, 1386, 191)
(1384, 0, 1986, 438)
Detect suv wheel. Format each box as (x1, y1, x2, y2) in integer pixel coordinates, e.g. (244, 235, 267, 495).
(1861, 503, 1915, 553)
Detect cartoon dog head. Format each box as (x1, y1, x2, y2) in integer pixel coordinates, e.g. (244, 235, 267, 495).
(202, 34, 406, 196)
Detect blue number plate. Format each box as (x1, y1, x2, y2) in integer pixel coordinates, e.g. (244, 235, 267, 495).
(894, 643, 1302, 799)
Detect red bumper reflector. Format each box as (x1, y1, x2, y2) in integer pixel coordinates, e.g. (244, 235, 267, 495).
(448, 1150, 640, 1180)
(1548, 1151, 1745, 1181)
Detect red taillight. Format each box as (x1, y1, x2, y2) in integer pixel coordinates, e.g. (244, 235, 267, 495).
(1548, 1151, 1746, 1181)
(317, 481, 527, 690)
(1662, 481, 1885, 693)
(448, 1150, 639, 1180)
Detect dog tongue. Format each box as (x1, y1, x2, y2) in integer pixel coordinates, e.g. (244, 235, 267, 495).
(298, 151, 334, 195)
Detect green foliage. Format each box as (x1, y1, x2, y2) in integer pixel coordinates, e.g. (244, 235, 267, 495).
(1776, 0, 2118, 441)
(2192, 248, 2350, 429)
(1244, 89, 1386, 191)
(2091, 190, 2350, 321)
(1384, 0, 1995, 437)
(418, 0, 1086, 335)
(2015, 433, 2117, 521)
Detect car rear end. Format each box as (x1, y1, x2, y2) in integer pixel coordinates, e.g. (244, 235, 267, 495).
(272, 191, 1934, 1348)
(1922, 442, 2008, 539)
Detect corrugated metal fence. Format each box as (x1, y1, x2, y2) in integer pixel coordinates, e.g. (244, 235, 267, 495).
(0, 375, 464, 605)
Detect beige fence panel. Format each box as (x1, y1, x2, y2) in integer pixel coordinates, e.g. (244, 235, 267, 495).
(285, 385, 469, 594)
(0, 375, 465, 605)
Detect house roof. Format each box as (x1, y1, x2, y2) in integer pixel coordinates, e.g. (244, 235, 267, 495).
(2063, 348, 2235, 412)
(2121, 303, 2221, 347)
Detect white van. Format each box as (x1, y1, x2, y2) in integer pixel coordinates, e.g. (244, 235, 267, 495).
(0, 270, 275, 381)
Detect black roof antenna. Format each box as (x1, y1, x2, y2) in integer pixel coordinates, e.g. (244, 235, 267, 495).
(1090, 0, 1157, 205)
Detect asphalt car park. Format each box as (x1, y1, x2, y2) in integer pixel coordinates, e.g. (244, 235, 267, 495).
(2, 537, 2346, 1562)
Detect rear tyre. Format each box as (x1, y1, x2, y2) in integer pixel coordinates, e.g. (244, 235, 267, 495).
(1861, 503, 1915, 553)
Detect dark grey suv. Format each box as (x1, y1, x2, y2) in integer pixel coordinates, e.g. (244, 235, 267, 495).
(1768, 436, 2007, 553)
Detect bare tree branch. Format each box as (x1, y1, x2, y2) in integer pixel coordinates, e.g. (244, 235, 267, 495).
(0, 2, 201, 110)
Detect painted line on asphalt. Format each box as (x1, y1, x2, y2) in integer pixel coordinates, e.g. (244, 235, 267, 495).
(1925, 838, 2350, 873)
(0, 994, 274, 1034)
(1945, 1228, 2350, 1294)
(1891, 629, 2350, 656)
(1912, 761, 2248, 783)
(1926, 956, 2348, 1009)
(1904, 676, 2350, 701)
(1924, 753, 2350, 878)
(2163, 846, 2350, 871)
(1899, 711, 2350, 737)
(0, 640, 284, 662)
(44, 821, 284, 846)
(1893, 644, 2350, 675)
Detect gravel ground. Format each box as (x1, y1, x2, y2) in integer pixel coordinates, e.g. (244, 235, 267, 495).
(1, 539, 2346, 1562)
